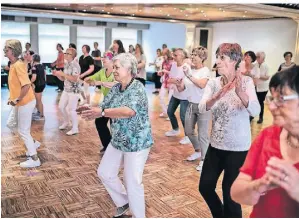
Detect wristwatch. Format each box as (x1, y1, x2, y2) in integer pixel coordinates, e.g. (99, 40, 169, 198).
(101, 109, 105, 117)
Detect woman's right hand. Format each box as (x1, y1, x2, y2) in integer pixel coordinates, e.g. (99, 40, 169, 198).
(212, 80, 235, 101)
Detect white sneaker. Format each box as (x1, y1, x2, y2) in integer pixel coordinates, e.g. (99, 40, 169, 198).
(186, 152, 201, 161)
(165, 129, 180, 137)
(20, 157, 41, 168)
(180, 136, 191, 145)
(196, 160, 204, 171)
(26, 140, 41, 157)
(59, 123, 70, 130)
(165, 117, 170, 121)
(32, 115, 45, 121)
(159, 113, 167, 118)
(66, 130, 79, 136)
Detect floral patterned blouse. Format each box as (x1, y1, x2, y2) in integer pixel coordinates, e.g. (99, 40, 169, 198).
(161, 59, 173, 88)
(63, 60, 81, 94)
(198, 76, 260, 151)
(100, 79, 154, 152)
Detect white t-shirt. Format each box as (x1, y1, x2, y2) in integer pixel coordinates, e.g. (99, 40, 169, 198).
(136, 54, 147, 80)
(154, 56, 164, 72)
(169, 62, 189, 100)
(256, 62, 270, 92)
(184, 67, 211, 104)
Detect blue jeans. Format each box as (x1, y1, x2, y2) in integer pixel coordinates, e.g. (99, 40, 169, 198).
(167, 96, 189, 131)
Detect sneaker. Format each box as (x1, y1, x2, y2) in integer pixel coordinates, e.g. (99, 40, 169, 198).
(100, 148, 106, 153)
(26, 140, 41, 157)
(59, 123, 70, 130)
(159, 113, 167, 118)
(20, 157, 41, 168)
(196, 160, 204, 171)
(180, 136, 191, 145)
(165, 129, 180, 137)
(165, 117, 170, 121)
(152, 91, 159, 94)
(32, 115, 45, 121)
(186, 152, 201, 161)
(113, 203, 129, 218)
(66, 130, 79, 136)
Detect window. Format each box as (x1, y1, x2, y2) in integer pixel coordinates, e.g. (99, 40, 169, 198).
(1, 22, 30, 66)
(112, 28, 137, 53)
(77, 26, 105, 58)
(38, 24, 69, 63)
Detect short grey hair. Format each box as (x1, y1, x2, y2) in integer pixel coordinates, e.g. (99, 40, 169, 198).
(5, 39, 22, 58)
(256, 51, 266, 60)
(113, 53, 138, 76)
(175, 48, 187, 59)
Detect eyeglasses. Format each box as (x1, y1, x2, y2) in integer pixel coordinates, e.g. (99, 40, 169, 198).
(266, 94, 299, 107)
(64, 53, 72, 56)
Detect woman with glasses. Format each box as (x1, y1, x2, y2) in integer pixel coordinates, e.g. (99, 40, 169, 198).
(84, 51, 117, 153)
(175, 46, 211, 171)
(4, 39, 41, 168)
(198, 43, 260, 218)
(231, 66, 299, 217)
(53, 48, 81, 136)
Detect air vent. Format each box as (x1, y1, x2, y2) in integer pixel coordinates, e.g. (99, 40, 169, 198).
(52, 18, 64, 24)
(1, 15, 15, 21)
(96, 21, 107, 26)
(25, 17, 38, 22)
(73, 20, 84, 25)
(117, 23, 127, 27)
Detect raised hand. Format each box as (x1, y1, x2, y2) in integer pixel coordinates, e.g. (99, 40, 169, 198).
(81, 107, 102, 121)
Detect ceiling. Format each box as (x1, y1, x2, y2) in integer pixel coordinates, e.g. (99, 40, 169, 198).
(2, 3, 299, 23)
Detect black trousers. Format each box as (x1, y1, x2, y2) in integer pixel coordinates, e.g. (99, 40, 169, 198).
(135, 78, 146, 86)
(152, 72, 162, 89)
(199, 146, 248, 218)
(95, 117, 111, 150)
(256, 91, 268, 120)
(54, 67, 64, 91)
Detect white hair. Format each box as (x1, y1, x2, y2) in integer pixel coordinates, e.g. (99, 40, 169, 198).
(256, 51, 266, 60)
(113, 53, 138, 76)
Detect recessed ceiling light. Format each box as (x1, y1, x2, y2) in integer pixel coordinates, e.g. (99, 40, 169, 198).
(201, 10, 204, 13)
(196, 8, 199, 10)
(245, 11, 247, 13)
(243, 15, 246, 17)
(139, 9, 142, 12)
(185, 14, 188, 17)
(174, 8, 176, 10)
(120, 10, 123, 12)
(152, 7, 155, 10)
(167, 14, 170, 16)
(107, 12, 110, 14)
(204, 14, 207, 17)
(91, 7, 93, 9)
(160, 10, 162, 12)
(102, 9, 105, 12)
(223, 10, 225, 12)
(54, 8, 57, 9)
(111, 8, 113, 10)
(219, 8, 222, 10)
(83, 9, 86, 12)
(180, 10, 183, 12)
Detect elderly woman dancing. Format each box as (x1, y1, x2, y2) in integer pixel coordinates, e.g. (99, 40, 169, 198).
(231, 66, 299, 217)
(198, 43, 260, 218)
(79, 53, 153, 218)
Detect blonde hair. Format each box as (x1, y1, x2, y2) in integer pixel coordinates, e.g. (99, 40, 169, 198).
(192, 46, 208, 62)
(66, 48, 77, 59)
(5, 39, 22, 58)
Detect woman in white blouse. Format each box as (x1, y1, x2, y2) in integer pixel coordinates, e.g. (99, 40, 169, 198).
(176, 46, 211, 171)
(198, 43, 260, 218)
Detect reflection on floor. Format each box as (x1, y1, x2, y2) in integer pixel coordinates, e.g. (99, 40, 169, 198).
(1, 84, 272, 218)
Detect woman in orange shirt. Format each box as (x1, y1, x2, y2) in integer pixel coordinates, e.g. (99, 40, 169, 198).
(4, 39, 41, 168)
(51, 43, 64, 92)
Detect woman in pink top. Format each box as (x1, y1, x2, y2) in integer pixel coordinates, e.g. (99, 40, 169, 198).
(158, 49, 173, 118)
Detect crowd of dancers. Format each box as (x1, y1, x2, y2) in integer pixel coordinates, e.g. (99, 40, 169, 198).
(3, 38, 299, 218)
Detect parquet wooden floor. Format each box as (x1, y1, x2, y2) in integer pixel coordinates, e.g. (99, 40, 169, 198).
(1, 84, 273, 218)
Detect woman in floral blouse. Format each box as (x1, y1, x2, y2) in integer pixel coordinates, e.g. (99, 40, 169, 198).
(198, 43, 260, 218)
(53, 48, 81, 136)
(79, 53, 153, 218)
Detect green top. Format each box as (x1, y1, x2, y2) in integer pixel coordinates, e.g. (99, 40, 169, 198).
(89, 68, 115, 96)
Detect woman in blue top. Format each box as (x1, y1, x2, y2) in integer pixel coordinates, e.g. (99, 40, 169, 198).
(79, 53, 153, 218)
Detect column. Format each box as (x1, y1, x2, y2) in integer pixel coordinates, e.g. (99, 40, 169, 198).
(105, 28, 112, 51)
(70, 26, 77, 45)
(294, 19, 299, 64)
(30, 23, 39, 53)
(137, 30, 142, 45)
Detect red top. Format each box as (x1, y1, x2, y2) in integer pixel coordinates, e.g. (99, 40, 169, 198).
(56, 51, 64, 69)
(240, 125, 299, 218)
(161, 60, 173, 88)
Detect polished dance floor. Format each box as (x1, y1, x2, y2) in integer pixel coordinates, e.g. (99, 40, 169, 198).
(1, 83, 272, 218)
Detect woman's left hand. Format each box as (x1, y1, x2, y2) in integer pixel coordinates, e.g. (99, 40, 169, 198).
(81, 107, 102, 121)
(266, 157, 299, 203)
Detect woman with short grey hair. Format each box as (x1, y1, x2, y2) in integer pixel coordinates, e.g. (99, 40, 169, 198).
(78, 52, 153, 218)
(4, 39, 41, 168)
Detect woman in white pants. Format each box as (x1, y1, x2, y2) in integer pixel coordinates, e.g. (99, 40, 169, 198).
(53, 48, 81, 136)
(4, 39, 41, 168)
(176, 46, 211, 171)
(79, 53, 153, 218)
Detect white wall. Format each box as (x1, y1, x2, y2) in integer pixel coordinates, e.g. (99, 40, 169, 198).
(143, 22, 186, 72)
(208, 18, 298, 75)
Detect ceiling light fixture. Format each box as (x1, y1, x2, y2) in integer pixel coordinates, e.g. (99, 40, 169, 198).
(111, 8, 113, 10)
(139, 10, 142, 12)
(132, 14, 135, 16)
(180, 10, 183, 12)
(223, 10, 225, 12)
(54, 8, 57, 10)
(245, 11, 247, 13)
(201, 10, 204, 13)
(107, 12, 110, 14)
(219, 8, 222, 10)
(243, 15, 246, 17)
(152, 7, 155, 10)
(185, 14, 188, 17)
(120, 9, 123, 12)
(167, 14, 170, 16)
(174, 8, 176, 10)
(196, 8, 199, 10)
(160, 10, 162, 12)
(102, 9, 105, 12)
(83, 9, 86, 12)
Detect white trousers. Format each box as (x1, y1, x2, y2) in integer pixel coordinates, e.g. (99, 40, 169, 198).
(98, 144, 150, 218)
(17, 99, 37, 156)
(58, 91, 80, 131)
(159, 86, 173, 114)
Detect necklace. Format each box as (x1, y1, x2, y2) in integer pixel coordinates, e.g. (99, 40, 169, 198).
(287, 134, 299, 149)
(120, 77, 135, 93)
